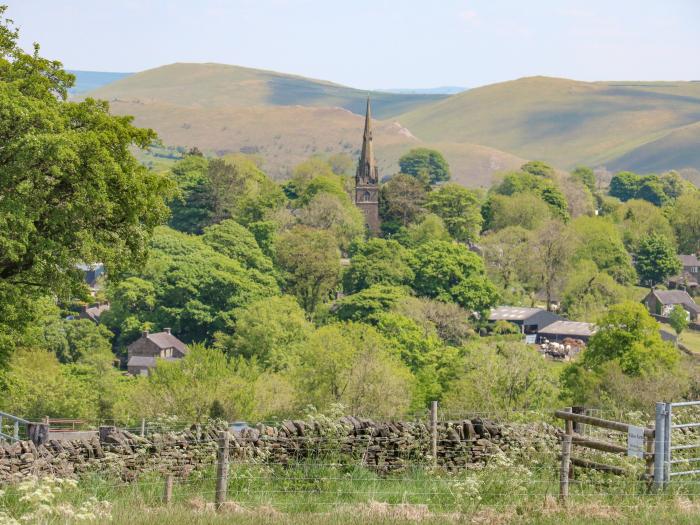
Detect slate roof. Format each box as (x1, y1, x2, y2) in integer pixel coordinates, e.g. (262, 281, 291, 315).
(147, 331, 188, 353)
(489, 306, 544, 321)
(127, 356, 157, 368)
(652, 290, 700, 313)
(680, 254, 700, 267)
(538, 321, 596, 338)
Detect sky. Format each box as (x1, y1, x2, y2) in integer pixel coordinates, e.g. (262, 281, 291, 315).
(8, 0, 700, 89)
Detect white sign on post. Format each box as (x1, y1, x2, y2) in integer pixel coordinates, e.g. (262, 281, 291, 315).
(627, 425, 645, 458)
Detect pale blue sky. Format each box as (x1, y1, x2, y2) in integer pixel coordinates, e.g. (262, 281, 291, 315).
(8, 0, 700, 89)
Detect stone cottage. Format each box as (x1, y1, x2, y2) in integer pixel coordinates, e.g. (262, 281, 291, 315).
(126, 329, 188, 375)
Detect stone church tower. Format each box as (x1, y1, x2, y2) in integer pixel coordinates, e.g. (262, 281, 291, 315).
(355, 97, 380, 233)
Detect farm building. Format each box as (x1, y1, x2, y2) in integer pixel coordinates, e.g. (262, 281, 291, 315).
(643, 289, 700, 322)
(488, 306, 562, 342)
(536, 320, 596, 344)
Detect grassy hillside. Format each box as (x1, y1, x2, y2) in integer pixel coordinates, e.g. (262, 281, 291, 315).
(113, 98, 523, 184)
(87, 63, 521, 185)
(86, 63, 446, 120)
(399, 76, 700, 174)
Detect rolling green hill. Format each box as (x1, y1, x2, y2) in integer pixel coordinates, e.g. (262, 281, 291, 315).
(86, 63, 447, 120)
(85, 63, 522, 185)
(398, 76, 700, 175)
(87, 66, 700, 185)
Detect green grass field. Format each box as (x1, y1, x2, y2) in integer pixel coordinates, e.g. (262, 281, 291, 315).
(680, 329, 700, 354)
(4, 454, 700, 524)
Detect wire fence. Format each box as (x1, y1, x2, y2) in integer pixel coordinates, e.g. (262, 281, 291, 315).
(5, 407, 700, 522)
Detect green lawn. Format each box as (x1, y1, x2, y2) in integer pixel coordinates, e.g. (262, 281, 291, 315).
(680, 329, 700, 354)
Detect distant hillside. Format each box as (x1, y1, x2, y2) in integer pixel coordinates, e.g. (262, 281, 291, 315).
(398, 76, 700, 175)
(86, 63, 447, 119)
(85, 63, 521, 185)
(68, 70, 132, 94)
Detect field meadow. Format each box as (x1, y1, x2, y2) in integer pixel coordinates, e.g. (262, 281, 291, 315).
(4, 447, 700, 524)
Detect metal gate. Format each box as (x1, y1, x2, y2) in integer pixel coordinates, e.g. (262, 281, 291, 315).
(655, 401, 700, 487)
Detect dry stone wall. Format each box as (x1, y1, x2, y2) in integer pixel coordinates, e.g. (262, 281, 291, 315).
(0, 417, 559, 484)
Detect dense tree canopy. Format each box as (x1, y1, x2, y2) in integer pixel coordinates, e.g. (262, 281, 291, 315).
(0, 11, 173, 362)
(398, 148, 451, 184)
(634, 233, 682, 285)
(426, 184, 483, 243)
(102, 227, 279, 345)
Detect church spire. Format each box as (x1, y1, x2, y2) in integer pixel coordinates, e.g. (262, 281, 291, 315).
(354, 96, 380, 233)
(357, 96, 378, 185)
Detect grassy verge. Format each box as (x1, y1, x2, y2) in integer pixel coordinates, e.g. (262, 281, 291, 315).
(4, 453, 700, 524)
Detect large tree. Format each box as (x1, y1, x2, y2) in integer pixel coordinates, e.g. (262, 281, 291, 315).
(0, 10, 173, 363)
(635, 233, 682, 285)
(398, 148, 450, 184)
(426, 183, 483, 243)
(275, 227, 341, 315)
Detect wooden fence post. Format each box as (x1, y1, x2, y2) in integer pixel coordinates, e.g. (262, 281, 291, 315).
(215, 430, 230, 510)
(430, 401, 438, 466)
(645, 427, 654, 488)
(559, 434, 572, 502)
(140, 418, 146, 437)
(163, 474, 173, 504)
(563, 407, 574, 480)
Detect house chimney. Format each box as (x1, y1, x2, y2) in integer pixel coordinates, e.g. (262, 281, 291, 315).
(164, 327, 171, 335)
(142, 330, 149, 338)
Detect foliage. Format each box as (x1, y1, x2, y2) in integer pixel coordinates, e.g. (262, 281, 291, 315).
(297, 192, 364, 251)
(634, 233, 682, 285)
(410, 241, 498, 313)
(379, 173, 427, 229)
(520, 160, 556, 179)
(0, 349, 106, 420)
(571, 166, 596, 192)
(609, 170, 687, 206)
(490, 171, 569, 222)
(167, 155, 212, 233)
(50, 319, 114, 365)
(217, 296, 312, 370)
(0, 13, 173, 363)
(398, 147, 451, 184)
(442, 342, 560, 414)
(394, 296, 475, 346)
(571, 216, 636, 285)
(426, 183, 483, 243)
(480, 227, 532, 296)
(578, 302, 677, 376)
(483, 193, 551, 231)
(202, 219, 276, 275)
(342, 239, 415, 293)
(669, 304, 689, 338)
(668, 192, 700, 254)
(528, 221, 575, 310)
(613, 199, 676, 251)
(275, 227, 340, 315)
(209, 155, 286, 225)
(293, 322, 414, 417)
(394, 214, 451, 247)
(333, 285, 408, 322)
(560, 261, 627, 322)
(103, 227, 279, 345)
